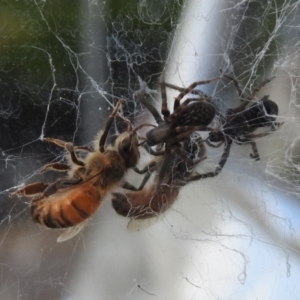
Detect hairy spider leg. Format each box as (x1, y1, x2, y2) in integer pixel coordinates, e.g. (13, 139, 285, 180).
(173, 77, 220, 110)
(164, 82, 209, 98)
(222, 73, 243, 98)
(187, 138, 233, 181)
(160, 72, 170, 119)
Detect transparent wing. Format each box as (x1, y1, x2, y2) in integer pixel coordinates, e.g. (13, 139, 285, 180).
(57, 219, 90, 242)
(126, 215, 165, 232)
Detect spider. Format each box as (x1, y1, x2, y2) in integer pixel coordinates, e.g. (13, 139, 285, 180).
(133, 74, 219, 189)
(186, 73, 282, 180)
(111, 135, 207, 219)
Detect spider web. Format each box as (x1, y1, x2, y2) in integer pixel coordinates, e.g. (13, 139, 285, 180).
(1, 0, 300, 299)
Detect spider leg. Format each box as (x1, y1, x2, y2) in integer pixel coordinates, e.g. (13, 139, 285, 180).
(222, 72, 243, 98)
(247, 77, 275, 102)
(186, 138, 233, 181)
(44, 138, 84, 167)
(234, 77, 276, 111)
(133, 160, 157, 174)
(173, 77, 220, 110)
(155, 145, 172, 192)
(99, 99, 124, 152)
(160, 72, 171, 119)
(172, 145, 207, 166)
(244, 124, 282, 139)
(164, 82, 209, 98)
(122, 161, 158, 191)
(122, 172, 153, 191)
(205, 139, 225, 148)
(9, 182, 49, 198)
(134, 84, 163, 124)
(249, 141, 260, 160)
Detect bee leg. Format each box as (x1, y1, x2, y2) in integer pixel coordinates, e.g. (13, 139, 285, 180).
(41, 176, 83, 198)
(74, 145, 94, 152)
(55, 176, 83, 189)
(44, 138, 84, 167)
(99, 99, 124, 152)
(9, 182, 49, 198)
(40, 163, 70, 173)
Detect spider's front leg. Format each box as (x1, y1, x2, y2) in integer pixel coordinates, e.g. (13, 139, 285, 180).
(173, 77, 220, 110)
(122, 160, 158, 191)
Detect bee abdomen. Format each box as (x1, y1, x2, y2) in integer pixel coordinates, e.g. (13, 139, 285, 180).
(31, 187, 102, 228)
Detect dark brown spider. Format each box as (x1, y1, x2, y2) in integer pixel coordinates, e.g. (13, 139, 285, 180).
(187, 73, 282, 180)
(111, 136, 206, 219)
(134, 75, 219, 189)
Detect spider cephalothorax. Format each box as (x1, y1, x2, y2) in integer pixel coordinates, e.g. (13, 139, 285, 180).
(134, 75, 219, 188)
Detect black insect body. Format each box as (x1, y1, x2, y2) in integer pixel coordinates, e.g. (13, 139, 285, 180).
(190, 75, 282, 180)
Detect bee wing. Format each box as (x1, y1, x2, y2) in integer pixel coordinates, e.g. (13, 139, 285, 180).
(57, 219, 90, 242)
(126, 215, 165, 231)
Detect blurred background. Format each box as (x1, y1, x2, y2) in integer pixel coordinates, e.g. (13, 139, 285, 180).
(1, 0, 300, 299)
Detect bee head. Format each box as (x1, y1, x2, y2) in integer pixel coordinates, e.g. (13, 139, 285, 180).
(116, 131, 140, 168)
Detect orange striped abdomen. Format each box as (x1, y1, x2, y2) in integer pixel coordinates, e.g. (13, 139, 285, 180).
(31, 184, 103, 228)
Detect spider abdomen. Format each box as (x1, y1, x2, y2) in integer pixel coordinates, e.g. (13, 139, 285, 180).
(176, 102, 216, 126)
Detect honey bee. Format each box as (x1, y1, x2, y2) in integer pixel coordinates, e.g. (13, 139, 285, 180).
(10, 100, 140, 241)
(111, 136, 206, 221)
